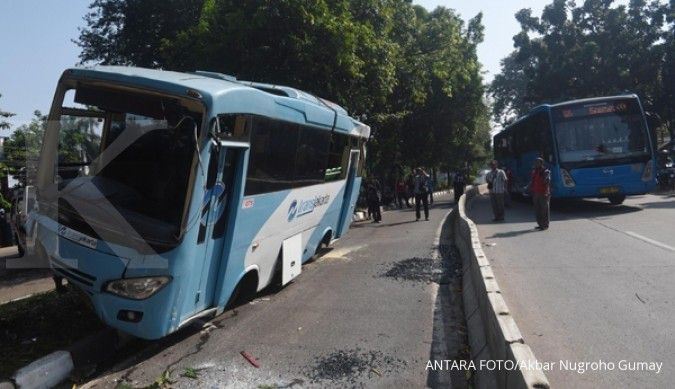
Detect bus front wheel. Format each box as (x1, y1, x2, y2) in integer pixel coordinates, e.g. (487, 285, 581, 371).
(608, 195, 626, 205)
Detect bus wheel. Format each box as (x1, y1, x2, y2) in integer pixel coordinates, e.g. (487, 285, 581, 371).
(608, 195, 625, 205)
(314, 231, 332, 258)
(226, 271, 258, 309)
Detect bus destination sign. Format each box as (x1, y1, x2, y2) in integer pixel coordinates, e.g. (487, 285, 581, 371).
(557, 100, 633, 120)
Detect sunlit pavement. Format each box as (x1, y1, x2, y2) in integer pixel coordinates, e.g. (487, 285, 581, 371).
(82, 194, 468, 389)
(469, 192, 675, 388)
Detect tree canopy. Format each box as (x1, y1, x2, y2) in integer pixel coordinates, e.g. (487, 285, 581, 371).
(0, 93, 15, 131)
(490, 0, 674, 139)
(76, 0, 492, 183)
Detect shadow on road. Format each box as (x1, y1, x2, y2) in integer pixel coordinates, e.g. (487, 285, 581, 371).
(485, 228, 538, 239)
(639, 199, 675, 209)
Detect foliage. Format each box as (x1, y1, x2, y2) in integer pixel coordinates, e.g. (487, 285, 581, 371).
(76, 0, 491, 185)
(490, 0, 674, 137)
(0, 93, 15, 131)
(2, 111, 46, 187)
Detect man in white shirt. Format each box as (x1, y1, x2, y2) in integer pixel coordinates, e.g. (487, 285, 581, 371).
(485, 160, 508, 221)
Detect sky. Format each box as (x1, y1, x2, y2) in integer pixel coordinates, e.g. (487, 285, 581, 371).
(0, 0, 553, 129)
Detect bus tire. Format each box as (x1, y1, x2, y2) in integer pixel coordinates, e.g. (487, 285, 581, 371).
(316, 231, 332, 254)
(608, 195, 625, 205)
(226, 271, 258, 309)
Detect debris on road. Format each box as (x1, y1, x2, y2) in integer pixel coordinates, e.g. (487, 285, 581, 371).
(379, 249, 462, 285)
(306, 349, 406, 385)
(181, 367, 199, 380)
(635, 293, 646, 304)
(240, 351, 261, 368)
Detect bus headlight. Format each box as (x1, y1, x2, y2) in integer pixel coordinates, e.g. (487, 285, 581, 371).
(561, 169, 576, 187)
(104, 276, 171, 300)
(642, 160, 654, 182)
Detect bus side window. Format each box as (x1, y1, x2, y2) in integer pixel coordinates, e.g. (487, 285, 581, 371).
(218, 114, 252, 141)
(326, 133, 348, 181)
(537, 112, 554, 162)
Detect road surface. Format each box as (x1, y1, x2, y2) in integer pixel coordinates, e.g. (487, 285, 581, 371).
(83, 194, 469, 388)
(469, 192, 675, 388)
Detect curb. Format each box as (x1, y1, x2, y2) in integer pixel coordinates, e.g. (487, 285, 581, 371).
(7, 328, 120, 389)
(352, 190, 451, 222)
(451, 186, 550, 389)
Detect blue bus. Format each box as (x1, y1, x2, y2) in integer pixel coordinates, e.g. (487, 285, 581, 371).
(33, 66, 369, 339)
(493, 94, 656, 204)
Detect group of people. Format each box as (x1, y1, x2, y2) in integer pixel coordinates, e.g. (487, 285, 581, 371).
(486, 158, 551, 230)
(366, 167, 434, 223)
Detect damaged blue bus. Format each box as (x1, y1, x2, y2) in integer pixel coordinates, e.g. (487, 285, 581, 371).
(34, 66, 369, 339)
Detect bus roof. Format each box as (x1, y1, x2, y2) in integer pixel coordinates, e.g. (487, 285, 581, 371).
(60, 66, 370, 138)
(537, 93, 639, 110)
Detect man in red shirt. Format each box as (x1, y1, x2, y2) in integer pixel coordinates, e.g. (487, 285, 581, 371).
(530, 157, 551, 230)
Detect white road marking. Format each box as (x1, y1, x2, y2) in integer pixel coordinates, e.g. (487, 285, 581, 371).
(624, 231, 675, 253)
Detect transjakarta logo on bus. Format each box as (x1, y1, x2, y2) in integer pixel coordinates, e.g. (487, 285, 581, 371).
(288, 195, 330, 221)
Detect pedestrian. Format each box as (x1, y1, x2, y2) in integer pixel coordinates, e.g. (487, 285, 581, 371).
(529, 157, 551, 230)
(485, 160, 507, 221)
(366, 179, 382, 223)
(413, 167, 430, 221)
(406, 174, 415, 207)
(426, 174, 435, 205)
(396, 178, 410, 208)
(505, 167, 514, 207)
(453, 171, 466, 203)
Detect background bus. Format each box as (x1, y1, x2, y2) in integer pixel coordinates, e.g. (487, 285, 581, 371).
(493, 94, 656, 204)
(34, 67, 369, 339)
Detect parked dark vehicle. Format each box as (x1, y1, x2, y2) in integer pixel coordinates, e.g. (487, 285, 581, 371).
(656, 167, 675, 191)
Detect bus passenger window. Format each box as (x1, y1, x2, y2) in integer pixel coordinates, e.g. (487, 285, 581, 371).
(326, 133, 348, 181)
(218, 114, 251, 141)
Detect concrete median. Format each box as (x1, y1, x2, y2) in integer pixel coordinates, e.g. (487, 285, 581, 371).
(451, 186, 550, 389)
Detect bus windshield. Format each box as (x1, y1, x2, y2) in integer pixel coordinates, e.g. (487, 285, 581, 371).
(52, 85, 202, 252)
(552, 99, 649, 164)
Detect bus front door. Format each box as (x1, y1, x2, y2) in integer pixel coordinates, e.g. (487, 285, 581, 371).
(193, 144, 244, 314)
(336, 150, 360, 238)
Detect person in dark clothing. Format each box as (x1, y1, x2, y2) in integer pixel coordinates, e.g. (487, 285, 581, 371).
(366, 179, 382, 223)
(396, 178, 410, 208)
(406, 174, 415, 206)
(453, 171, 466, 203)
(413, 168, 430, 221)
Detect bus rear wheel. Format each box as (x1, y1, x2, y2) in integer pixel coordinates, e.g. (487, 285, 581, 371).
(608, 195, 626, 205)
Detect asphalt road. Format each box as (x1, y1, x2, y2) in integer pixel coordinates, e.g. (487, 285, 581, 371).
(469, 191, 675, 388)
(83, 193, 469, 389)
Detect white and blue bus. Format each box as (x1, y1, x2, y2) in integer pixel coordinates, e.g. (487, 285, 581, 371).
(493, 94, 656, 204)
(34, 66, 369, 339)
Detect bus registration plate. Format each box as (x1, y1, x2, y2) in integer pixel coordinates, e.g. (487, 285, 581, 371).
(599, 186, 620, 194)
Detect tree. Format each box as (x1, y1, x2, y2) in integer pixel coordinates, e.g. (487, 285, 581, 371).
(0, 94, 15, 131)
(76, 0, 491, 190)
(490, 0, 673, 130)
(2, 111, 46, 187)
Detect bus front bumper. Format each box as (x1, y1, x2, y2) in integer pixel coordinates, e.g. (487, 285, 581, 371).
(553, 180, 656, 198)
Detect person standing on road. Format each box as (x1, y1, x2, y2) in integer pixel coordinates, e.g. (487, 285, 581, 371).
(396, 178, 410, 208)
(366, 179, 382, 223)
(453, 171, 466, 203)
(485, 160, 507, 221)
(413, 168, 430, 221)
(426, 174, 435, 205)
(529, 157, 551, 230)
